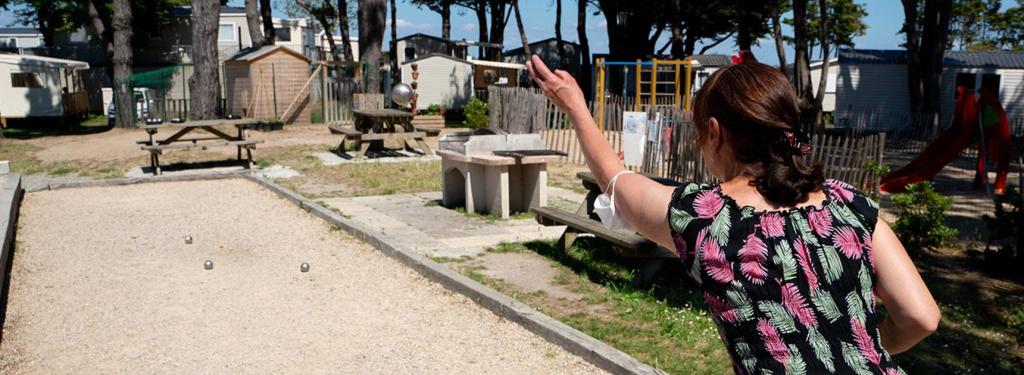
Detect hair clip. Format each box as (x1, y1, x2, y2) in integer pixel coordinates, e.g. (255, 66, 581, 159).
(785, 130, 813, 155)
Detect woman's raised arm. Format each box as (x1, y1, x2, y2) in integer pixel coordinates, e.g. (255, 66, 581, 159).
(526, 56, 677, 249)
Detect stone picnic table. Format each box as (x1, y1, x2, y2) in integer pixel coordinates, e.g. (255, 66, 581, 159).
(138, 119, 264, 175)
(329, 109, 432, 159)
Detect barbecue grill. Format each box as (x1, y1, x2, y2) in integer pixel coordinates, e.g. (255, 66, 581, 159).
(437, 128, 564, 219)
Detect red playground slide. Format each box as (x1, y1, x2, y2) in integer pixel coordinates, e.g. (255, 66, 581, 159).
(880, 87, 978, 193)
(974, 88, 1012, 194)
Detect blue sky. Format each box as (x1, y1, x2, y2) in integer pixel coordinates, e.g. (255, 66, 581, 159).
(2, 1, 1019, 66)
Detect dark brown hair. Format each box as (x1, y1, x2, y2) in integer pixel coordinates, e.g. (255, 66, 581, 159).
(693, 62, 823, 206)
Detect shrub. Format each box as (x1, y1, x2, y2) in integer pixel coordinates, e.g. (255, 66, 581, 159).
(864, 161, 891, 200)
(462, 97, 489, 129)
(1007, 304, 1024, 343)
(424, 104, 443, 116)
(891, 182, 959, 249)
(983, 185, 1024, 261)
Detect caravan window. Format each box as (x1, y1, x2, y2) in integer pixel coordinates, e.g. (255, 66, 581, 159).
(954, 72, 977, 96)
(275, 27, 291, 42)
(981, 73, 1000, 93)
(218, 23, 236, 42)
(11, 72, 41, 88)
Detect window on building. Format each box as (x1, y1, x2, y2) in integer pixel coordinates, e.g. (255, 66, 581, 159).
(7, 38, 15, 48)
(218, 23, 236, 42)
(954, 72, 977, 97)
(11, 72, 41, 88)
(981, 73, 1001, 94)
(275, 27, 291, 42)
(825, 72, 837, 93)
(404, 47, 416, 61)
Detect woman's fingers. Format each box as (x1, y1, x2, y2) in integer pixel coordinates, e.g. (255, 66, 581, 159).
(530, 55, 556, 81)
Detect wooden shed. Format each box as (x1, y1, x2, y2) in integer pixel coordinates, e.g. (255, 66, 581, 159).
(224, 45, 312, 123)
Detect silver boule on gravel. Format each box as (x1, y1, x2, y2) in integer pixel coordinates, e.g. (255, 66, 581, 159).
(300, 262, 310, 273)
(184, 235, 193, 244)
(204, 260, 213, 270)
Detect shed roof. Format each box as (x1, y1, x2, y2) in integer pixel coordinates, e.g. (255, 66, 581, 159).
(839, 48, 1024, 68)
(0, 28, 41, 35)
(396, 33, 454, 43)
(402, 53, 472, 66)
(0, 53, 89, 69)
(689, 54, 731, 67)
(470, 59, 527, 70)
(225, 45, 310, 63)
(505, 37, 581, 55)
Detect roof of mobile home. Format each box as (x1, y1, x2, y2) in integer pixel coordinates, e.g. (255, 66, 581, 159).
(839, 49, 1024, 68)
(0, 54, 89, 69)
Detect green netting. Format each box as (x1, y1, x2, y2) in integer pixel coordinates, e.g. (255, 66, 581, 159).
(116, 65, 181, 92)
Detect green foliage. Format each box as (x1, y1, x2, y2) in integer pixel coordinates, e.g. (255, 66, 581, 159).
(785, 0, 869, 54)
(462, 97, 489, 129)
(863, 161, 890, 200)
(424, 104, 443, 116)
(1006, 304, 1024, 342)
(891, 182, 959, 249)
(983, 186, 1024, 260)
(947, 0, 1024, 51)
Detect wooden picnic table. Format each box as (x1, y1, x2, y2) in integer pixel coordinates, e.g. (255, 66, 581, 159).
(330, 109, 431, 159)
(533, 171, 682, 282)
(138, 119, 264, 175)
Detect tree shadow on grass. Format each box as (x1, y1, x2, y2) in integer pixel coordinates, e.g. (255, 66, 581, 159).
(2, 119, 113, 140)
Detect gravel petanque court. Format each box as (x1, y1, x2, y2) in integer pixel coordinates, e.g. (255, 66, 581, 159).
(0, 179, 603, 374)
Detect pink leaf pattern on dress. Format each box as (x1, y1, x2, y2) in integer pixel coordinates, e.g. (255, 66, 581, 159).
(694, 189, 724, 219)
(781, 283, 818, 328)
(808, 208, 834, 237)
(738, 233, 768, 284)
(673, 231, 688, 263)
(852, 317, 882, 365)
(827, 179, 855, 203)
(862, 231, 875, 269)
(757, 318, 789, 367)
(699, 228, 733, 283)
(793, 239, 820, 289)
(833, 227, 863, 259)
(704, 291, 739, 323)
(760, 212, 785, 238)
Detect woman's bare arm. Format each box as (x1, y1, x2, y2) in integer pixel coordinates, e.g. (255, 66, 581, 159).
(872, 219, 941, 354)
(526, 56, 676, 249)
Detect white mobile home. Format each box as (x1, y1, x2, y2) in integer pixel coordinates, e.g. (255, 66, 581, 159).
(0, 28, 44, 50)
(401, 54, 473, 109)
(834, 49, 1024, 129)
(0, 54, 89, 119)
(810, 57, 839, 113)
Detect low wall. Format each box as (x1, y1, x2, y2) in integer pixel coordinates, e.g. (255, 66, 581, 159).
(0, 173, 24, 341)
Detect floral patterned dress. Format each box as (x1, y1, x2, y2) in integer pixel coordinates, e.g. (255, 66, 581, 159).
(668, 179, 904, 374)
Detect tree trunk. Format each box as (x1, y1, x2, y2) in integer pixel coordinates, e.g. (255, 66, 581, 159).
(736, 6, 752, 51)
(441, 0, 452, 40)
(339, 0, 355, 61)
(189, 0, 222, 120)
(901, 0, 922, 114)
(770, 0, 788, 80)
(487, 0, 509, 60)
(245, 0, 265, 47)
(576, 0, 592, 100)
(919, 0, 952, 117)
(555, 0, 567, 66)
(813, 0, 831, 128)
(359, 0, 387, 93)
(113, 0, 134, 128)
(390, 0, 399, 87)
(512, 0, 530, 57)
(792, 0, 816, 124)
(475, 0, 488, 58)
(260, 0, 275, 44)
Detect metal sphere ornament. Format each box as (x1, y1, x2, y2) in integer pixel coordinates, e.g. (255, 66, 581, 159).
(184, 235, 193, 244)
(391, 83, 415, 107)
(204, 260, 214, 270)
(300, 262, 310, 273)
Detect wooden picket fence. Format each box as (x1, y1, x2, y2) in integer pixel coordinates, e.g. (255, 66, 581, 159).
(487, 87, 886, 193)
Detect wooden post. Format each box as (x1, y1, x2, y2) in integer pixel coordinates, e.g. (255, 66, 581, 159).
(634, 59, 642, 111)
(683, 59, 693, 110)
(271, 63, 278, 117)
(321, 62, 327, 123)
(649, 59, 657, 109)
(673, 61, 681, 107)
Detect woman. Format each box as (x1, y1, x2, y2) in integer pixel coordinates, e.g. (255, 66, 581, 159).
(525, 56, 939, 374)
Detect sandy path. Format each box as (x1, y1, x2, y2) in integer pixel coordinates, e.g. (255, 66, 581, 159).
(0, 179, 604, 374)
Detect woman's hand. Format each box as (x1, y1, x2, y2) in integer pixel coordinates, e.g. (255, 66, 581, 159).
(526, 55, 587, 115)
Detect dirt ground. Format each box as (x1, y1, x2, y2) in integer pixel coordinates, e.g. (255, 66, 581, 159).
(0, 179, 603, 374)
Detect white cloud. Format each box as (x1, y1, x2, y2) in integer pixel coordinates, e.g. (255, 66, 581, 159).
(463, 23, 476, 31)
(395, 18, 433, 31)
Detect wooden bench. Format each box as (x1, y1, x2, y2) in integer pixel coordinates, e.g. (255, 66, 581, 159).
(412, 115, 445, 136)
(138, 119, 263, 175)
(140, 140, 262, 175)
(329, 120, 429, 160)
(532, 172, 681, 282)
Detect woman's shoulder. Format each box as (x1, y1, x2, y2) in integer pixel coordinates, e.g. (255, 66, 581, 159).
(823, 178, 881, 231)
